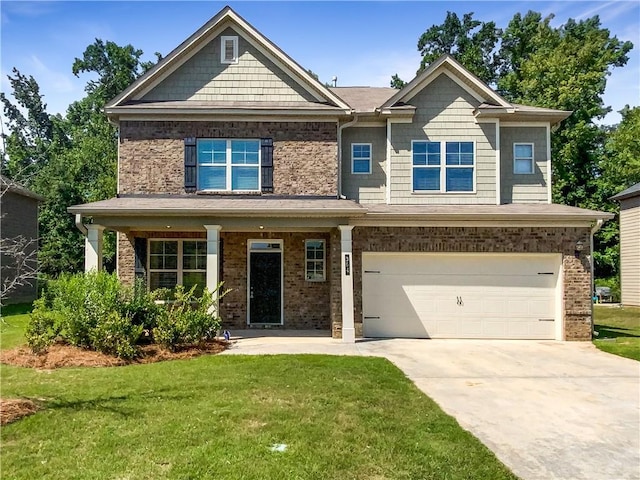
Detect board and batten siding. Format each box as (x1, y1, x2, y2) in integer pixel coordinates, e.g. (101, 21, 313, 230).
(500, 126, 549, 203)
(389, 74, 497, 205)
(341, 126, 386, 203)
(619, 195, 640, 306)
(142, 27, 316, 103)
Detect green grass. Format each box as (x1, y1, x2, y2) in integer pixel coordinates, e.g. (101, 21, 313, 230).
(593, 305, 640, 361)
(0, 303, 32, 350)
(0, 311, 517, 480)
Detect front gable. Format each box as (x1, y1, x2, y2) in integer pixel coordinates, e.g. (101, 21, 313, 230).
(107, 7, 350, 115)
(140, 26, 318, 104)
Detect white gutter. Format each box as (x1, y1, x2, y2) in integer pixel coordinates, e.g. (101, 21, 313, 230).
(75, 213, 88, 235)
(590, 218, 604, 336)
(337, 112, 358, 197)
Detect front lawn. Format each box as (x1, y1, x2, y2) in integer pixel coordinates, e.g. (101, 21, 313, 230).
(0, 303, 31, 350)
(1, 313, 517, 479)
(593, 305, 640, 361)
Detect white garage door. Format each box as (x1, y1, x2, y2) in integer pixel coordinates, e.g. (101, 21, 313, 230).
(362, 253, 561, 339)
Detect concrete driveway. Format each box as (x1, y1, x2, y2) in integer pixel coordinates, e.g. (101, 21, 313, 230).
(223, 333, 640, 480)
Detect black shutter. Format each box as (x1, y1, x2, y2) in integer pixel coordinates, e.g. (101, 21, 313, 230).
(261, 138, 273, 193)
(134, 238, 147, 284)
(184, 137, 197, 192)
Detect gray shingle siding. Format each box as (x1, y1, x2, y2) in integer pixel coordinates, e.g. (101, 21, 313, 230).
(389, 74, 497, 205)
(500, 126, 549, 203)
(341, 126, 386, 203)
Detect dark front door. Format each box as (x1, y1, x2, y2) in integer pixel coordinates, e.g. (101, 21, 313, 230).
(249, 250, 282, 324)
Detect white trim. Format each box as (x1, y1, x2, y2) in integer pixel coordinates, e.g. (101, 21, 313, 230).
(247, 239, 284, 326)
(351, 143, 372, 175)
(513, 142, 535, 174)
(386, 119, 391, 204)
(495, 119, 501, 205)
(501, 121, 550, 127)
(204, 225, 222, 300)
(117, 113, 344, 123)
(338, 226, 355, 343)
(349, 219, 596, 228)
(304, 239, 326, 282)
(197, 138, 261, 192)
(220, 35, 238, 64)
(147, 238, 207, 292)
(546, 124, 552, 204)
(84, 225, 105, 272)
(411, 140, 477, 194)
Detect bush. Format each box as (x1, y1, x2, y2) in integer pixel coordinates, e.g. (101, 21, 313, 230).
(25, 299, 62, 354)
(26, 272, 144, 358)
(122, 278, 163, 342)
(153, 285, 224, 351)
(89, 311, 143, 360)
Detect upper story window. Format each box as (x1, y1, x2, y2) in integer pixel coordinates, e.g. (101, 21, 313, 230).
(351, 143, 372, 174)
(221, 36, 238, 64)
(513, 143, 534, 174)
(412, 141, 474, 193)
(197, 139, 260, 191)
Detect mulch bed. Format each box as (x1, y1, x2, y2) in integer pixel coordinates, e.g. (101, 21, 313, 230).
(0, 340, 229, 369)
(0, 398, 41, 425)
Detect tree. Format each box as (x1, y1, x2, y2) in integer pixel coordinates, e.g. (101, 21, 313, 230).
(0, 69, 68, 185)
(1, 40, 160, 276)
(390, 74, 406, 89)
(416, 12, 501, 84)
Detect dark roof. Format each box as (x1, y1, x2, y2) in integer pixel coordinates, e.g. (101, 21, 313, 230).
(610, 182, 640, 201)
(0, 175, 45, 202)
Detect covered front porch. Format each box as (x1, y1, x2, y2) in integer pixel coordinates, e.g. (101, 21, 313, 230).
(69, 195, 365, 342)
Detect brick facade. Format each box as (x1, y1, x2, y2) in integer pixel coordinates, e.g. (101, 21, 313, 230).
(334, 226, 593, 341)
(119, 121, 338, 196)
(118, 230, 332, 331)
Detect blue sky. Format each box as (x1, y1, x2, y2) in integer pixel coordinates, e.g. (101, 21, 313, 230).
(1, 1, 638, 124)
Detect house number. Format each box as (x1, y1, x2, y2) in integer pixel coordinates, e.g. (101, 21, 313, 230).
(344, 254, 351, 276)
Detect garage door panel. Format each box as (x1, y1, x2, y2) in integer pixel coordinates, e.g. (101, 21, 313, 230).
(362, 253, 560, 339)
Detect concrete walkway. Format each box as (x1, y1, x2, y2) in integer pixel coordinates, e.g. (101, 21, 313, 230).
(222, 332, 640, 480)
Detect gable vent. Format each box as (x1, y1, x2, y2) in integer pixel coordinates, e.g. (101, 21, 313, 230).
(221, 36, 238, 64)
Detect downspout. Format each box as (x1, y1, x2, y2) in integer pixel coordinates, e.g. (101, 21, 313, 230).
(75, 213, 88, 236)
(337, 111, 357, 198)
(590, 218, 604, 336)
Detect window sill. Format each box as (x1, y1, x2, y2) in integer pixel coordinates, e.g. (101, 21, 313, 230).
(196, 190, 262, 196)
(411, 191, 477, 195)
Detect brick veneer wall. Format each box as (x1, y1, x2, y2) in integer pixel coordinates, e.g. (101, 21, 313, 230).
(118, 230, 332, 330)
(118, 121, 338, 196)
(330, 226, 593, 341)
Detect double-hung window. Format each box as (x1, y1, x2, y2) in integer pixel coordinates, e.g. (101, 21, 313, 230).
(413, 141, 474, 192)
(149, 240, 207, 294)
(352, 143, 371, 174)
(305, 240, 325, 281)
(513, 143, 534, 174)
(197, 139, 260, 191)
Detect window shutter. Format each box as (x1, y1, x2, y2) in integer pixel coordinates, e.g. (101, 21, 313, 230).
(184, 137, 197, 192)
(134, 238, 147, 284)
(261, 138, 273, 193)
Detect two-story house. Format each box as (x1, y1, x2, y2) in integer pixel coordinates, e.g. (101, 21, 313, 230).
(69, 6, 612, 342)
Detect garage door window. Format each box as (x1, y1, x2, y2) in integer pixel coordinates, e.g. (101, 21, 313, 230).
(413, 141, 474, 193)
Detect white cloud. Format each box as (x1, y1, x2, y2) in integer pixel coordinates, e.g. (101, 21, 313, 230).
(24, 55, 83, 115)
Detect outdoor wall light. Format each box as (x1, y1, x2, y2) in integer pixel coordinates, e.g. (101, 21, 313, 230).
(575, 239, 585, 258)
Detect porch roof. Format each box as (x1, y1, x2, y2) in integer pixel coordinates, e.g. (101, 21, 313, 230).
(68, 195, 366, 217)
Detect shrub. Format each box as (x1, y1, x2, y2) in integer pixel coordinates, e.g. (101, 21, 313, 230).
(122, 278, 163, 342)
(153, 284, 225, 351)
(25, 298, 62, 354)
(89, 311, 143, 360)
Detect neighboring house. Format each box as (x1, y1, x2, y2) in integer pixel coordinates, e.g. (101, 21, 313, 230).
(1, 175, 44, 305)
(611, 183, 640, 306)
(68, 6, 613, 342)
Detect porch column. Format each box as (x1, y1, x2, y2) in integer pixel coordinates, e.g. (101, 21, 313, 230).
(84, 224, 105, 272)
(339, 225, 355, 343)
(204, 225, 222, 294)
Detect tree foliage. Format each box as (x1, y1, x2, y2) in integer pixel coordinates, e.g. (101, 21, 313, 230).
(1, 40, 158, 276)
